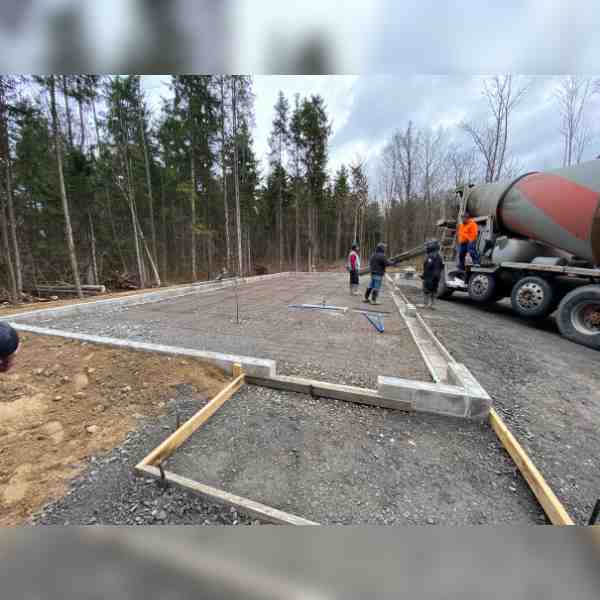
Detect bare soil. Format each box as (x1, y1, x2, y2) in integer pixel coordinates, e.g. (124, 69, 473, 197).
(0, 334, 229, 526)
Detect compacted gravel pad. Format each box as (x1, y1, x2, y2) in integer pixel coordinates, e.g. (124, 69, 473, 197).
(19, 274, 430, 388)
(165, 385, 542, 525)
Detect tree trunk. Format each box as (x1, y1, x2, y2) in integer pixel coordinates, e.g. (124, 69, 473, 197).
(106, 189, 127, 273)
(128, 193, 145, 288)
(246, 227, 252, 275)
(231, 77, 243, 276)
(295, 183, 300, 272)
(0, 80, 22, 296)
(139, 100, 158, 263)
(190, 152, 197, 280)
(160, 172, 168, 278)
(134, 209, 161, 287)
(5, 153, 21, 295)
(0, 196, 17, 302)
(51, 76, 83, 298)
(307, 201, 313, 272)
(278, 176, 283, 272)
(335, 208, 342, 261)
(77, 86, 85, 152)
(62, 76, 74, 149)
(220, 78, 232, 270)
(92, 98, 101, 154)
(88, 205, 99, 285)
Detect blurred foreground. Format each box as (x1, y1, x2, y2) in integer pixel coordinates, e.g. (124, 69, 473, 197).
(2, 527, 600, 599)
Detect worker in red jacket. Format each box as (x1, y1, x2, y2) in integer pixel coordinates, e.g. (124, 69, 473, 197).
(0, 322, 19, 373)
(346, 243, 361, 295)
(457, 212, 480, 270)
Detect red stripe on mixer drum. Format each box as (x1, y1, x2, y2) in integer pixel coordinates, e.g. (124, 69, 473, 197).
(516, 173, 598, 241)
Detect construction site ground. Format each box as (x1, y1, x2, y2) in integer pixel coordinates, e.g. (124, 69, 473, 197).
(400, 280, 600, 524)
(18, 274, 430, 388)
(166, 385, 541, 525)
(32, 380, 541, 526)
(2, 273, 591, 525)
(0, 334, 230, 526)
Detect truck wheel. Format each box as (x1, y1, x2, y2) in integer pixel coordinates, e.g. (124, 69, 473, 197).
(510, 276, 556, 319)
(467, 272, 497, 303)
(556, 285, 600, 350)
(436, 277, 454, 300)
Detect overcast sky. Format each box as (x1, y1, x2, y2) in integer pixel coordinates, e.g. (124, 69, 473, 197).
(143, 75, 600, 185)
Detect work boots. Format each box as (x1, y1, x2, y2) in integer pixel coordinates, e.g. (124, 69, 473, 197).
(363, 288, 372, 303)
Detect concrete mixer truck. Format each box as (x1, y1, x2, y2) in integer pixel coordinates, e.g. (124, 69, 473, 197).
(434, 159, 600, 350)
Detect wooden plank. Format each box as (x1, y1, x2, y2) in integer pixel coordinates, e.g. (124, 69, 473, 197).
(138, 374, 245, 467)
(138, 465, 319, 526)
(233, 363, 243, 378)
(246, 374, 413, 412)
(489, 408, 574, 526)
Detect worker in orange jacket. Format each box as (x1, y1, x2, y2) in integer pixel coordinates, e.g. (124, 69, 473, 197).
(457, 212, 480, 270)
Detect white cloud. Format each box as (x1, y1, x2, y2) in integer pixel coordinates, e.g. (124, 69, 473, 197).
(141, 74, 600, 186)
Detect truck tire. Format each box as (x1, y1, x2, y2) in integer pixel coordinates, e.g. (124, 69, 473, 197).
(556, 285, 600, 350)
(510, 276, 556, 319)
(467, 272, 497, 303)
(436, 276, 454, 299)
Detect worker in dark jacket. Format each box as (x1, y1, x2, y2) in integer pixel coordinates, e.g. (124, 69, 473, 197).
(421, 240, 444, 309)
(364, 243, 392, 305)
(0, 322, 19, 373)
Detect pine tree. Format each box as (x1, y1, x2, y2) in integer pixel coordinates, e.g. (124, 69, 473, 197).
(333, 165, 350, 260)
(268, 91, 290, 271)
(47, 75, 83, 298)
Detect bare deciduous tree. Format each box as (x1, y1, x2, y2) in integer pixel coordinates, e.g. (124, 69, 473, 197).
(461, 75, 529, 182)
(555, 76, 593, 166)
(447, 144, 480, 187)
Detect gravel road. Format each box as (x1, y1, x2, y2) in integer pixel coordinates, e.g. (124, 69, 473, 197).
(400, 282, 599, 525)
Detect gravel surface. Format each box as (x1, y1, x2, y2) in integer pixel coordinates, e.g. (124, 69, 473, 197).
(17, 274, 430, 388)
(167, 385, 543, 525)
(31, 382, 544, 526)
(401, 282, 600, 525)
(31, 386, 254, 526)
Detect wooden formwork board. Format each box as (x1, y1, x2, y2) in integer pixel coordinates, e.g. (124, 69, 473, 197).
(137, 373, 246, 468)
(135, 364, 317, 526)
(136, 368, 573, 526)
(489, 408, 574, 526)
(138, 465, 318, 526)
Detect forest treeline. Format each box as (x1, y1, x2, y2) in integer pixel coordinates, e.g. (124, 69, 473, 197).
(0, 75, 597, 301)
(0, 75, 381, 301)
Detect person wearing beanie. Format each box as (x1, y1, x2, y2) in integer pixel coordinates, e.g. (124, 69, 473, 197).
(0, 322, 19, 373)
(364, 242, 392, 305)
(346, 243, 361, 295)
(421, 240, 444, 309)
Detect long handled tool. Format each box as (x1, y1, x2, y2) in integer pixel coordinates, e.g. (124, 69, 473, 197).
(362, 311, 385, 333)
